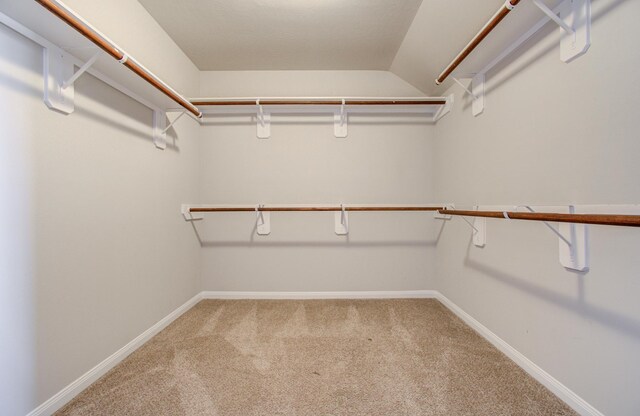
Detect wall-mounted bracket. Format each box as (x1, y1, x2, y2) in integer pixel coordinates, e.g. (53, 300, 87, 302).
(43, 46, 75, 114)
(152, 110, 167, 150)
(472, 216, 487, 247)
(471, 74, 485, 116)
(516, 205, 589, 271)
(62, 50, 100, 89)
(256, 99, 271, 139)
(534, 0, 590, 63)
(181, 204, 203, 221)
(457, 206, 486, 247)
(434, 204, 454, 220)
(334, 98, 348, 138)
(433, 94, 454, 122)
(558, 220, 589, 272)
(162, 110, 187, 134)
(335, 204, 349, 235)
(452, 75, 484, 116)
(256, 205, 271, 235)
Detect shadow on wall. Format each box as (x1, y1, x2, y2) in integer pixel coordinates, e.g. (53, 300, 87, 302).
(200, 240, 439, 248)
(0, 52, 182, 152)
(463, 254, 640, 341)
(200, 117, 435, 127)
(458, 0, 631, 112)
(189, 218, 447, 248)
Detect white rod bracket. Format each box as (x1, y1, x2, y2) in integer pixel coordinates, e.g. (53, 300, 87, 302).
(513, 205, 589, 271)
(181, 205, 203, 221)
(162, 110, 187, 134)
(534, 0, 590, 63)
(434, 204, 454, 220)
(533, 0, 575, 35)
(559, 206, 589, 271)
(457, 206, 486, 247)
(334, 98, 348, 138)
(471, 74, 485, 116)
(433, 94, 454, 122)
(62, 50, 101, 89)
(335, 204, 349, 235)
(152, 110, 167, 150)
(451, 75, 484, 116)
(256, 204, 271, 235)
(452, 77, 477, 100)
(558, 0, 590, 63)
(43, 46, 75, 114)
(256, 99, 271, 139)
(518, 206, 571, 246)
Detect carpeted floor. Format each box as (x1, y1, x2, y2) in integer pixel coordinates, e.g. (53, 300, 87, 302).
(56, 299, 576, 415)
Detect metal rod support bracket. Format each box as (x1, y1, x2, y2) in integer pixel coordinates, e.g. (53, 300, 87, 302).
(152, 110, 167, 150)
(533, 0, 574, 35)
(458, 206, 486, 247)
(256, 99, 271, 139)
(334, 98, 348, 138)
(162, 110, 187, 134)
(256, 204, 271, 235)
(335, 204, 349, 235)
(452, 75, 484, 116)
(511, 205, 589, 271)
(433, 95, 454, 122)
(43, 46, 75, 114)
(533, 0, 591, 63)
(62, 50, 100, 89)
(181, 204, 203, 221)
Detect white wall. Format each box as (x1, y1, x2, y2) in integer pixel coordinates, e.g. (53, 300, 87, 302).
(434, 1, 640, 414)
(199, 70, 427, 97)
(197, 71, 440, 292)
(0, 2, 202, 413)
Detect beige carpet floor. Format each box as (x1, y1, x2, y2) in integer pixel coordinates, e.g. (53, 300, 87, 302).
(56, 299, 576, 415)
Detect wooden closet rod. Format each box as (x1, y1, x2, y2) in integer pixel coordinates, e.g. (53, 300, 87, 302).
(191, 99, 447, 106)
(35, 0, 202, 118)
(439, 209, 640, 228)
(191, 206, 444, 213)
(435, 0, 521, 85)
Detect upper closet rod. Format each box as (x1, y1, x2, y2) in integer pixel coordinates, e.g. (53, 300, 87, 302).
(435, 0, 521, 85)
(191, 98, 447, 106)
(35, 0, 202, 118)
(191, 206, 444, 213)
(439, 209, 640, 228)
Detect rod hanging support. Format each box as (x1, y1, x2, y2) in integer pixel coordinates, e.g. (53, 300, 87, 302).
(532, 0, 575, 35)
(460, 215, 479, 233)
(256, 99, 265, 127)
(161, 110, 187, 134)
(255, 204, 271, 235)
(335, 203, 349, 235)
(62, 50, 101, 89)
(458, 206, 486, 247)
(255, 99, 271, 138)
(517, 205, 572, 247)
(452, 77, 478, 100)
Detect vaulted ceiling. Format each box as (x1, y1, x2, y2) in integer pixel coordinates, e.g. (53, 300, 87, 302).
(138, 0, 422, 71)
(138, 0, 551, 95)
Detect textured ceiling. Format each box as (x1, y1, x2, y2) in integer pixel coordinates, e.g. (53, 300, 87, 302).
(138, 0, 422, 71)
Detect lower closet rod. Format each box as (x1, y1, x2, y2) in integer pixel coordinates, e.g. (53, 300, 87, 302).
(439, 209, 640, 228)
(190, 206, 444, 213)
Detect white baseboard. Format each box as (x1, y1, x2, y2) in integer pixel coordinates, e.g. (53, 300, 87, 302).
(27, 293, 203, 416)
(29, 290, 601, 416)
(201, 290, 438, 300)
(433, 292, 603, 416)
